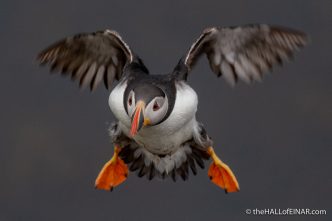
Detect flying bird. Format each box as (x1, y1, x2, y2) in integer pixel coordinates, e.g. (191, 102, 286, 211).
(37, 24, 307, 192)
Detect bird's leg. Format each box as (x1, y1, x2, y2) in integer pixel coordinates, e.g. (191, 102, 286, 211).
(207, 146, 240, 193)
(95, 146, 128, 191)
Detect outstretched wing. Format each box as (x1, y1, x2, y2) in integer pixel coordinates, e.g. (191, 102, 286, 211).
(184, 24, 308, 86)
(37, 30, 133, 90)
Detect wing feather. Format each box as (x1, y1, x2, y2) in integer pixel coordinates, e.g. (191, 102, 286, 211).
(184, 24, 308, 85)
(104, 64, 117, 89)
(37, 30, 133, 90)
(91, 65, 105, 90)
(220, 61, 236, 86)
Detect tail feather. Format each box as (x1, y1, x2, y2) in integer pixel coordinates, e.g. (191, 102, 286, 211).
(118, 141, 210, 181)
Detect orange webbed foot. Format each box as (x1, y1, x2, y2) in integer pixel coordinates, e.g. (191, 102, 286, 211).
(207, 147, 240, 193)
(95, 146, 128, 191)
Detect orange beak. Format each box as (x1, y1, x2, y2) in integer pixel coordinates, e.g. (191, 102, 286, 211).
(130, 101, 145, 137)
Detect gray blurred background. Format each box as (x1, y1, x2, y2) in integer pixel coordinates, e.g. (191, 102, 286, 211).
(1, 0, 331, 220)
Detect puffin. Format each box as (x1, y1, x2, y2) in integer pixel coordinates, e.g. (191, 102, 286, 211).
(37, 24, 307, 192)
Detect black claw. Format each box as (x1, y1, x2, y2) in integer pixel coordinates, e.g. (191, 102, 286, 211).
(224, 189, 228, 194)
(209, 176, 212, 180)
(110, 186, 114, 192)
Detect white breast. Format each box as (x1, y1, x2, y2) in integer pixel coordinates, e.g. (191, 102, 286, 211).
(109, 81, 199, 155)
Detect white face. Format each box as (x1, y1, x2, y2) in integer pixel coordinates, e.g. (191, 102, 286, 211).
(127, 90, 136, 118)
(126, 90, 168, 125)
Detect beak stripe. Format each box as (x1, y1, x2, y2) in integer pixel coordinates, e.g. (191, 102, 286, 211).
(130, 101, 145, 136)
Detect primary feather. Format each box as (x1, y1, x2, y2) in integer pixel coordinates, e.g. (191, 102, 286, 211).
(37, 30, 133, 90)
(184, 24, 308, 85)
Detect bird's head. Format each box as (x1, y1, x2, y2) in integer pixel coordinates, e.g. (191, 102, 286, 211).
(124, 83, 169, 137)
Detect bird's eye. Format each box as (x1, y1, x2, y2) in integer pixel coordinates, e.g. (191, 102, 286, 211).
(145, 96, 168, 125)
(153, 101, 160, 111)
(128, 96, 132, 106)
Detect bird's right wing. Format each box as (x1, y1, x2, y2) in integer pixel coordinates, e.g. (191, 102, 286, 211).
(38, 30, 133, 90)
(183, 24, 308, 85)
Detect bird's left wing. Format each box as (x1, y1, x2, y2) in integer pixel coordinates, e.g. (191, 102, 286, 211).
(38, 30, 133, 90)
(183, 24, 308, 85)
